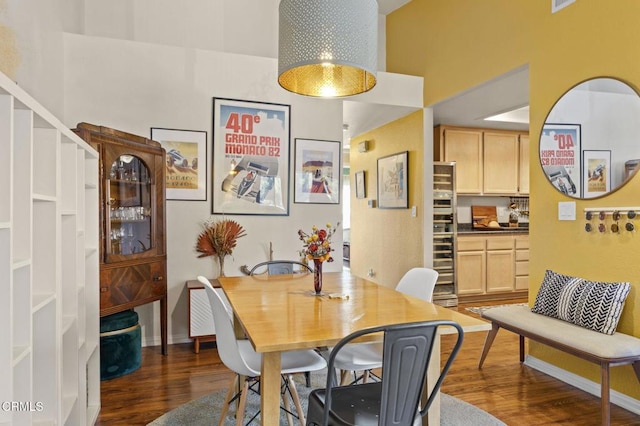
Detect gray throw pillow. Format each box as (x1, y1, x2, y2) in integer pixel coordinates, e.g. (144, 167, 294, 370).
(531, 269, 630, 335)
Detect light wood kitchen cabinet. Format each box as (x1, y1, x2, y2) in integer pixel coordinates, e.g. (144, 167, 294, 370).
(483, 132, 519, 194)
(434, 125, 529, 195)
(485, 236, 515, 292)
(457, 234, 528, 300)
(456, 238, 486, 295)
(515, 235, 530, 290)
(434, 127, 483, 193)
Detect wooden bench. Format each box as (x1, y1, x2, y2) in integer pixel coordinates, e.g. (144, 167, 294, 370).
(478, 305, 640, 426)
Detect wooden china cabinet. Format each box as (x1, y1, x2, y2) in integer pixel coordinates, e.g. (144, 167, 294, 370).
(74, 123, 168, 355)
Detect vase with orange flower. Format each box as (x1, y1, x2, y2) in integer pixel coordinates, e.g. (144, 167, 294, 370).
(298, 222, 339, 295)
(195, 218, 246, 277)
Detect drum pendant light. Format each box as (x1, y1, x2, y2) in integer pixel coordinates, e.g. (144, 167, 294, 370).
(278, 0, 378, 97)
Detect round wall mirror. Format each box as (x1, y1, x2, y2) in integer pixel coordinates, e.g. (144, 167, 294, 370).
(540, 77, 640, 199)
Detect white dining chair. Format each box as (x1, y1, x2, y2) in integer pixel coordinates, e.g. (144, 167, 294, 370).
(331, 267, 439, 385)
(197, 276, 327, 426)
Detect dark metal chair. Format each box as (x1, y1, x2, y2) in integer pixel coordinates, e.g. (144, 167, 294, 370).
(306, 320, 464, 426)
(249, 260, 312, 275)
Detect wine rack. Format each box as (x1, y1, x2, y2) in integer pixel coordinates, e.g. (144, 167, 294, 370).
(433, 162, 458, 307)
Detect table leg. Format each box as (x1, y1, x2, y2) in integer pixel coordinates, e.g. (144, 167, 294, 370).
(423, 334, 441, 425)
(261, 352, 282, 425)
(232, 314, 245, 339)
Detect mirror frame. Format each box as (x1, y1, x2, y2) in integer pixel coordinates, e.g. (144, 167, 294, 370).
(540, 76, 640, 199)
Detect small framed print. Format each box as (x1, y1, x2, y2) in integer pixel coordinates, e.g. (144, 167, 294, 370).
(582, 149, 611, 198)
(151, 127, 207, 201)
(294, 138, 341, 204)
(377, 151, 408, 209)
(355, 170, 366, 199)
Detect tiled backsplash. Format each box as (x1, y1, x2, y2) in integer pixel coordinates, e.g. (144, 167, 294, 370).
(457, 196, 530, 224)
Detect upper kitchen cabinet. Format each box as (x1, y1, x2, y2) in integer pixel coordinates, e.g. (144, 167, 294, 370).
(434, 125, 529, 195)
(434, 127, 483, 193)
(483, 132, 518, 194)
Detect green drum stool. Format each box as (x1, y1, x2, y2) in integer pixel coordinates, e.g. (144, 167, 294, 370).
(100, 310, 142, 380)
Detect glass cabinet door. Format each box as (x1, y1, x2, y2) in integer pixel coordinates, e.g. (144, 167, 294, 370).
(106, 154, 154, 259)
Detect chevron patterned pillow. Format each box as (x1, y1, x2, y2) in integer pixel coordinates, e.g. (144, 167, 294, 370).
(531, 269, 631, 335)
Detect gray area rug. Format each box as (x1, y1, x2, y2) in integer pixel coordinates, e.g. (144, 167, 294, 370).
(465, 302, 528, 316)
(148, 373, 506, 425)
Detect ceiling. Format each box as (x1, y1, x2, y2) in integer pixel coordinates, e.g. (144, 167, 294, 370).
(378, 0, 413, 15)
(430, 65, 530, 132)
(343, 66, 529, 147)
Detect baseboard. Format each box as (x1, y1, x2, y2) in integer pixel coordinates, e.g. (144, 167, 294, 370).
(525, 355, 640, 415)
(140, 334, 193, 347)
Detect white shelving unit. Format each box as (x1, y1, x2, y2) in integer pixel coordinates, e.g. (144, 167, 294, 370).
(0, 70, 100, 425)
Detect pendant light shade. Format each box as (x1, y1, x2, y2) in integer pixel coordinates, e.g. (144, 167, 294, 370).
(278, 0, 378, 97)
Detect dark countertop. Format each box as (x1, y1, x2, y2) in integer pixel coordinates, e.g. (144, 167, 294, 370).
(457, 223, 529, 235)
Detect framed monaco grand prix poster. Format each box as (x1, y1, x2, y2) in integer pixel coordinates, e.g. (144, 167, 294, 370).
(212, 98, 290, 216)
(540, 123, 581, 197)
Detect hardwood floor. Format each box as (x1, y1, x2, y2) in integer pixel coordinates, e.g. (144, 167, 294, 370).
(96, 298, 640, 425)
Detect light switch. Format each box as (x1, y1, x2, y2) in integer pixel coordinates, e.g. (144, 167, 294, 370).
(411, 206, 417, 217)
(558, 201, 576, 221)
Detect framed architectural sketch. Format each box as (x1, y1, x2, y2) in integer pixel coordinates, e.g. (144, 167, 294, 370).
(293, 138, 341, 204)
(151, 127, 207, 201)
(582, 150, 611, 198)
(355, 170, 366, 199)
(377, 151, 408, 209)
(212, 98, 290, 215)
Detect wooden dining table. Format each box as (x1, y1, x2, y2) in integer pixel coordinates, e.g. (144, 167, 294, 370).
(217, 271, 490, 425)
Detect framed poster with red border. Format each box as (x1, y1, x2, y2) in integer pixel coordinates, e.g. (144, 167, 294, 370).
(212, 98, 290, 215)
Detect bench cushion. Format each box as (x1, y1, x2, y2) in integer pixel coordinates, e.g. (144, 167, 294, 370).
(531, 269, 631, 335)
(482, 305, 640, 360)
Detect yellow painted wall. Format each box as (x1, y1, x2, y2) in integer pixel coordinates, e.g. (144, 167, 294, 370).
(349, 110, 424, 288)
(388, 0, 640, 400)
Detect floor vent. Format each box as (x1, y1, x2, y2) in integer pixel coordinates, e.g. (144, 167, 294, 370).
(552, 0, 576, 13)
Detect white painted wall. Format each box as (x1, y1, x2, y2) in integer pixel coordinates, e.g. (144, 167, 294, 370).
(81, 0, 387, 70)
(3, 0, 418, 347)
(3, 0, 388, 121)
(64, 33, 345, 345)
(0, 0, 84, 115)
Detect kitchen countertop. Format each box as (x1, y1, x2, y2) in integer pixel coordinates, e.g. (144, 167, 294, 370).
(457, 223, 529, 235)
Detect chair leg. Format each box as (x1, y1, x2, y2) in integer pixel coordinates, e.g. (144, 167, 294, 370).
(281, 383, 294, 426)
(218, 375, 238, 426)
(339, 370, 350, 386)
(478, 323, 500, 368)
(235, 379, 250, 426)
(287, 374, 306, 426)
(362, 369, 370, 383)
(519, 335, 525, 363)
(305, 371, 311, 387)
(601, 363, 611, 426)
